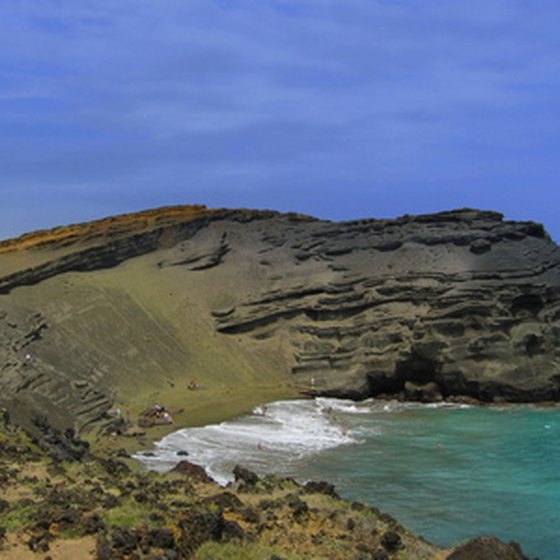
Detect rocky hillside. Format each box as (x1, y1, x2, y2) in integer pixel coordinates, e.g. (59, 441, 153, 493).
(1, 205, 559, 435)
(0, 419, 531, 559)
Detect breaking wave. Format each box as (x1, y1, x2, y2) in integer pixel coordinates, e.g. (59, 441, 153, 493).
(134, 398, 359, 485)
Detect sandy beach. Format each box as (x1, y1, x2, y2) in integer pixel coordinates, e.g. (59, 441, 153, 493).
(93, 380, 301, 462)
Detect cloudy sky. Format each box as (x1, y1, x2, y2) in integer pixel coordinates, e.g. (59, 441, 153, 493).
(2, 0, 560, 240)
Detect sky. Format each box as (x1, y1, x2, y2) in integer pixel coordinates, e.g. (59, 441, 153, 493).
(1, 0, 560, 241)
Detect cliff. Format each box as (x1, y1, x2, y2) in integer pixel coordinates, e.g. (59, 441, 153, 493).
(1, 205, 559, 434)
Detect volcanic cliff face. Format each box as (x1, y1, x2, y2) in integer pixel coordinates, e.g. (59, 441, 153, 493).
(1, 205, 560, 433)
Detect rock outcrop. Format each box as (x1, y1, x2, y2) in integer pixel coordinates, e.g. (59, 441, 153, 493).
(1, 205, 560, 432)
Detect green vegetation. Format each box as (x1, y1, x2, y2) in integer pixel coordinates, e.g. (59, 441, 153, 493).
(100, 500, 158, 528)
(0, 502, 38, 530)
(0, 419, 442, 559)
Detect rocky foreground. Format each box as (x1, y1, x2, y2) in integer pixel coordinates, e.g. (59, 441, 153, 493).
(0, 419, 532, 559)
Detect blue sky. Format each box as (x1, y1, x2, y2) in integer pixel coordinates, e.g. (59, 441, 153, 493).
(2, 0, 560, 240)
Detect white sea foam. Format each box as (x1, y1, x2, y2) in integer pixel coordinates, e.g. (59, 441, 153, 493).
(133, 398, 480, 483)
(316, 397, 375, 414)
(364, 400, 473, 414)
(134, 398, 359, 485)
(425, 402, 472, 409)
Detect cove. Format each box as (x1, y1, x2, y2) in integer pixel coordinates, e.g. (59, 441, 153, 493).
(298, 402, 560, 560)
(138, 399, 560, 560)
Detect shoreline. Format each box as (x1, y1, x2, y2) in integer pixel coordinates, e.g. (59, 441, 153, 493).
(121, 393, 556, 558)
(1, 392, 544, 559)
(101, 389, 560, 475)
(92, 382, 303, 464)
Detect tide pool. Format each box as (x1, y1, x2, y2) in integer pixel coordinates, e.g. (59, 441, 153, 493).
(137, 399, 560, 559)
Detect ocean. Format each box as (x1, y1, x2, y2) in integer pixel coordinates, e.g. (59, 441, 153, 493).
(136, 398, 560, 560)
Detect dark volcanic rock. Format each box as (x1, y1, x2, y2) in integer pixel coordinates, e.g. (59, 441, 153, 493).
(203, 491, 244, 511)
(111, 526, 141, 555)
(95, 535, 112, 560)
(145, 527, 175, 549)
(285, 493, 309, 520)
(96, 457, 131, 475)
(27, 531, 52, 553)
(82, 513, 106, 535)
(221, 519, 246, 542)
(178, 509, 225, 555)
(380, 530, 402, 551)
(447, 535, 530, 559)
(33, 420, 89, 461)
(171, 460, 213, 483)
(303, 480, 339, 498)
(232, 465, 259, 486)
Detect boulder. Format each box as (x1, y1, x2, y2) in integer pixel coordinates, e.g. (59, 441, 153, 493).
(171, 460, 213, 483)
(447, 536, 530, 560)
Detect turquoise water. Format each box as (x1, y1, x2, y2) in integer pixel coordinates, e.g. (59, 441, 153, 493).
(297, 403, 560, 559)
(140, 399, 560, 560)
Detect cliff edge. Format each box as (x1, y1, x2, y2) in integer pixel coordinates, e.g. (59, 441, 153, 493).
(1, 205, 559, 434)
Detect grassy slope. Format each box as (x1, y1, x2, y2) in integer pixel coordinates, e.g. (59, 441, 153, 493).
(5, 232, 299, 445)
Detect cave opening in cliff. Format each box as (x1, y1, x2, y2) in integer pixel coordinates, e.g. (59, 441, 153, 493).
(395, 352, 443, 386)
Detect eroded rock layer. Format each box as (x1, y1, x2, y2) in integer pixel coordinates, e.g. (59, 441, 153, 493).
(1, 205, 559, 432)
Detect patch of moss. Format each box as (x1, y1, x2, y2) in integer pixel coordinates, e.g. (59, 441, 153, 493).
(60, 527, 84, 539)
(100, 500, 155, 528)
(0, 502, 38, 530)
